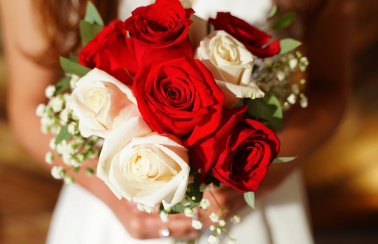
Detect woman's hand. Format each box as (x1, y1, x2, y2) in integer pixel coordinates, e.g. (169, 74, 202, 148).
(195, 185, 246, 228)
(79, 171, 201, 240)
(0, 0, 199, 240)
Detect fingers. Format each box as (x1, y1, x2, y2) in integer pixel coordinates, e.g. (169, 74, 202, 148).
(118, 202, 200, 240)
(166, 214, 200, 238)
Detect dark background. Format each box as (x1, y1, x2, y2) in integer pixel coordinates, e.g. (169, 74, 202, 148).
(1, 1, 378, 243)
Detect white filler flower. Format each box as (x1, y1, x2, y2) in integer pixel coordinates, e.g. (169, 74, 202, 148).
(51, 166, 65, 179)
(144, 206, 153, 214)
(49, 138, 56, 150)
(207, 235, 220, 244)
(199, 198, 211, 209)
(71, 68, 140, 138)
(195, 30, 264, 108)
(192, 220, 203, 230)
(36, 104, 45, 117)
(45, 85, 55, 98)
(184, 208, 194, 217)
(49, 96, 64, 113)
(136, 203, 145, 212)
(209, 213, 219, 222)
(230, 215, 241, 224)
(97, 118, 190, 209)
(45, 152, 54, 164)
(160, 212, 169, 223)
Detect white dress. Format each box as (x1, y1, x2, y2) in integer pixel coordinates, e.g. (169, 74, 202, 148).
(46, 1, 314, 243)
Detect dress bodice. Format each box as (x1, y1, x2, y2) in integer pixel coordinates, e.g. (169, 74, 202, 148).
(118, 0, 273, 25)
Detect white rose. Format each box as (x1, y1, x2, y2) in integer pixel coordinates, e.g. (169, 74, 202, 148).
(97, 118, 190, 209)
(195, 30, 264, 108)
(71, 68, 140, 138)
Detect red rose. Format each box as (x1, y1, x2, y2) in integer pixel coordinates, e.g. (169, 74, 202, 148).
(133, 58, 225, 147)
(189, 106, 280, 192)
(79, 20, 138, 85)
(124, 0, 194, 66)
(209, 12, 280, 58)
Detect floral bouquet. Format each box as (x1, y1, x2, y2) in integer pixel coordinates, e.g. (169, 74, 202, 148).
(37, 0, 308, 243)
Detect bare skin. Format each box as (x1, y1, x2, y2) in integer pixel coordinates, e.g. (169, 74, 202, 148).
(1, 0, 352, 240)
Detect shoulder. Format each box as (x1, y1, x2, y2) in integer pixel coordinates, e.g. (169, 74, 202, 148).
(0, 0, 49, 55)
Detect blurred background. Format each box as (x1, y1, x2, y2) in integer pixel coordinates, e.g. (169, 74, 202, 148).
(1, 1, 378, 244)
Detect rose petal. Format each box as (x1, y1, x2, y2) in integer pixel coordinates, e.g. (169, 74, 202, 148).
(215, 79, 265, 108)
(97, 117, 152, 184)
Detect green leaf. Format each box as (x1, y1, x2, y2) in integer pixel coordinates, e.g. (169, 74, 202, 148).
(60, 56, 91, 77)
(69, 53, 79, 63)
(158, 203, 166, 213)
(272, 157, 297, 164)
(245, 94, 283, 130)
(279, 38, 302, 55)
(80, 20, 103, 46)
(84, 1, 104, 26)
(97, 146, 103, 158)
(55, 126, 73, 144)
(273, 12, 296, 30)
(158, 199, 198, 214)
(244, 192, 255, 209)
(169, 203, 186, 213)
(267, 5, 279, 21)
(55, 76, 71, 94)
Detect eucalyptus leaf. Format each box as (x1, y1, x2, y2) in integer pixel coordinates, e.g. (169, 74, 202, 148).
(60, 56, 91, 77)
(272, 157, 297, 164)
(279, 38, 302, 55)
(55, 126, 73, 144)
(55, 76, 71, 94)
(84, 2, 104, 26)
(69, 53, 79, 63)
(80, 20, 103, 47)
(267, 5, 279, 20)
(244, 192, 255, 209)
(273, 12, 296, 30)
(245, 95, 283, 130)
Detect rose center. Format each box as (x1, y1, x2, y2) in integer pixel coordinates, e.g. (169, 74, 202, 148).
(216, 43, 238, 62)
(86, 88, 107, 114)
(167, 87, 180, 100)
(146, 19, 169, 32)
(130, 153, 158, 179)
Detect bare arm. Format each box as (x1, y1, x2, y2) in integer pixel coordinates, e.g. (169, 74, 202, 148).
(1, 0, 199, 239)
(204, 0, 353, 211)
(257, 0, 353, 195)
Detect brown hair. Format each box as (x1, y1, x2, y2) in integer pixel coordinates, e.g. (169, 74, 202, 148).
(33, 0, 120, 67)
